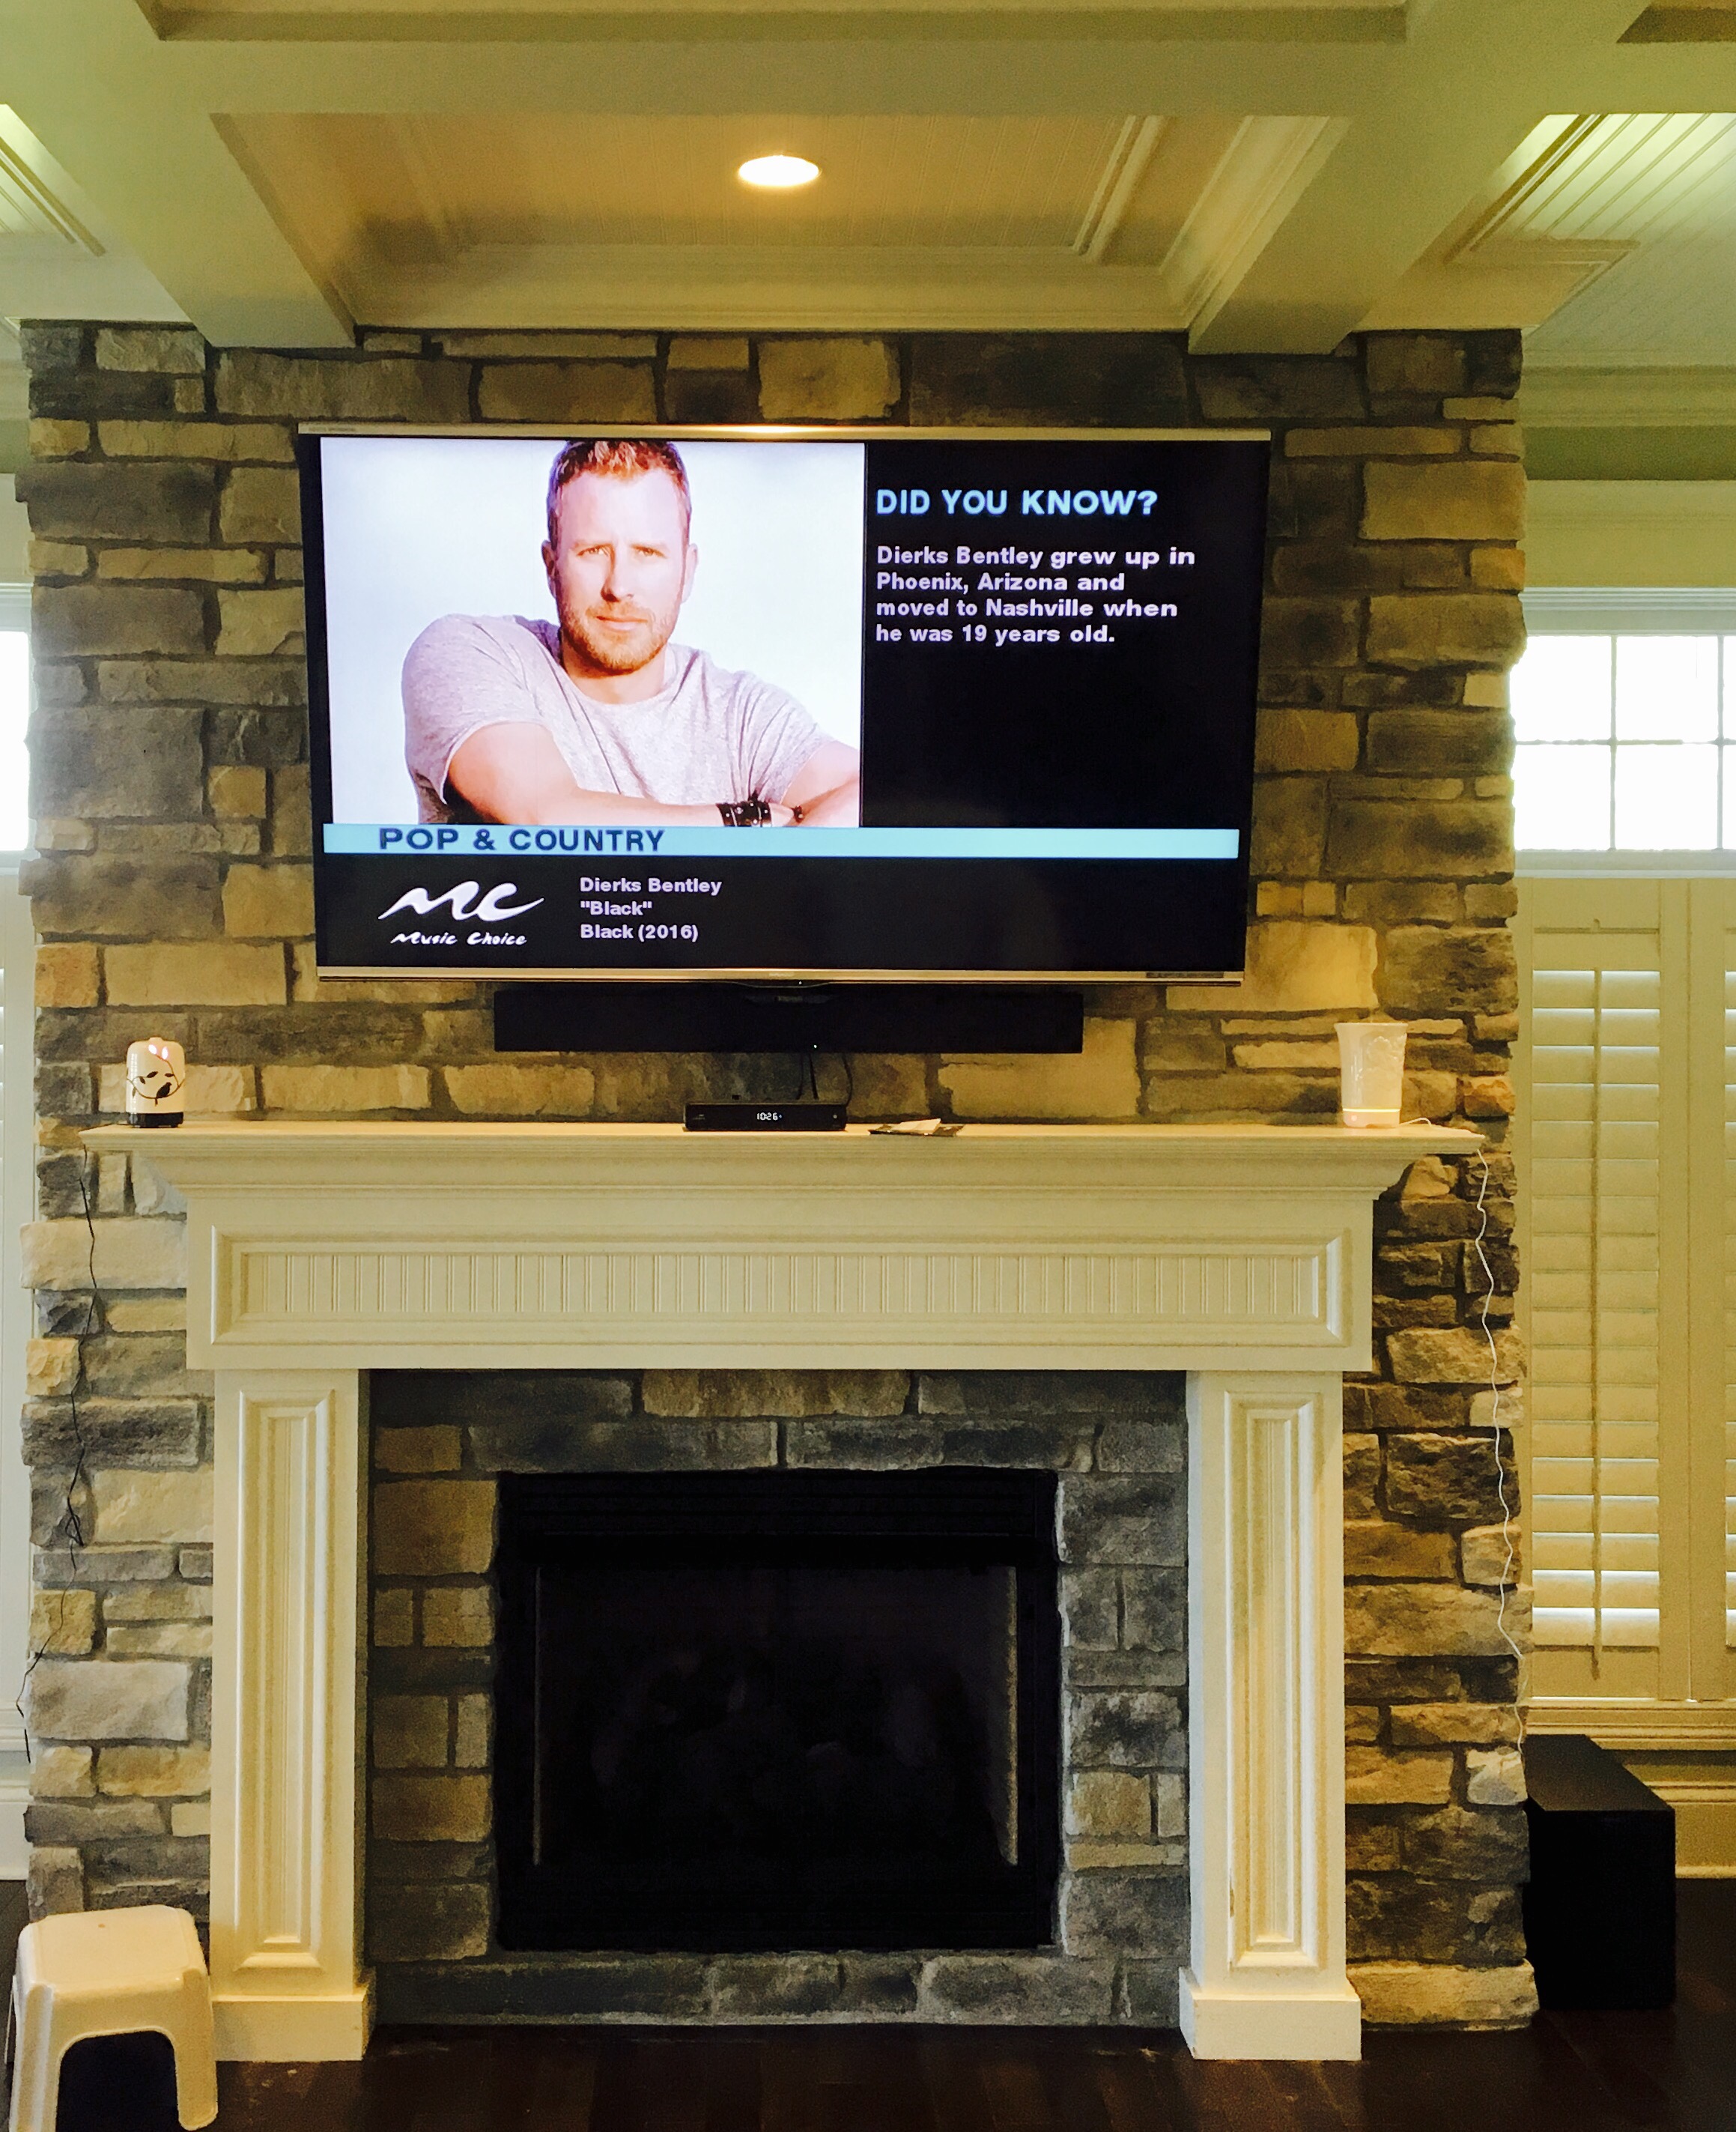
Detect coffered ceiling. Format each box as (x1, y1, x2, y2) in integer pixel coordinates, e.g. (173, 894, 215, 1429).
(1, 0, 1736, 352)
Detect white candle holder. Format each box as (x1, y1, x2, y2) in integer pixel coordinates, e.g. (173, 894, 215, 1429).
(1335, 1020, 1406, 1129)
(126, 1038, 186, 1128)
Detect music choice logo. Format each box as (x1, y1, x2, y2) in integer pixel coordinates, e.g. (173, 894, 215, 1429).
(380, 880, 544, 947)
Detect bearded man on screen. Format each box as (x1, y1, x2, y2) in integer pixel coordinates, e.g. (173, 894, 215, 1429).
(402, 437, 861, 829)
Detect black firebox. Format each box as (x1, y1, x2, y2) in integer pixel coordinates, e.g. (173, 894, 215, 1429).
(494, 1469, 1061, 1952)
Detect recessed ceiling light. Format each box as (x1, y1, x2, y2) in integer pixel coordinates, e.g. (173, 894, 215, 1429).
(738, 154, 820, 190)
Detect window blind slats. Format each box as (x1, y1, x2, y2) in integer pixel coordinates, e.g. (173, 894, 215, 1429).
(1526, 955, 1664, 1653)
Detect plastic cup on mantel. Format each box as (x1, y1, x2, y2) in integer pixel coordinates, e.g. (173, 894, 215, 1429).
(1335, 1020, 1406, 1129)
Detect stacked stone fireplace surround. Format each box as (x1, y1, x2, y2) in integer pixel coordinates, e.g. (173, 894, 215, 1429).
(368, 1366, 1189, 2026)
(19, 322, 1529, 2029)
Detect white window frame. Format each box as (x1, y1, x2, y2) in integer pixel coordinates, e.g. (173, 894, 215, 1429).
(1518, 588, 1736, 879)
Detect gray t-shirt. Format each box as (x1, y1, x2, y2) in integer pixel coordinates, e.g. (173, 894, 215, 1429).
(402, 613, 832, 823)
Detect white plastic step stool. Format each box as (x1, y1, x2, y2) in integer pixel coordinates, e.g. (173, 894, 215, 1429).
(7, 1906, 217, 2132)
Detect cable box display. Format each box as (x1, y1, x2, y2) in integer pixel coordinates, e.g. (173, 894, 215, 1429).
(300, 424, 1269, 983)
(684, 1103, 848, 1133)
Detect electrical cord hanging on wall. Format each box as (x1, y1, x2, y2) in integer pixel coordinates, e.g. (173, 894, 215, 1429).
(15, 1157, 99, 1760)
(1471, 1145, 1524, 1671)
(1392, 1121, 1524, 1674)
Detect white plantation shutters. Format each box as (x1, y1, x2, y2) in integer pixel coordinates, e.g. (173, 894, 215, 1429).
(1518, 878, 1736, 1719)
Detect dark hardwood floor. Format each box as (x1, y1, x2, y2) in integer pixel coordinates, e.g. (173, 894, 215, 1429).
(46, 1883, 1736, 2130)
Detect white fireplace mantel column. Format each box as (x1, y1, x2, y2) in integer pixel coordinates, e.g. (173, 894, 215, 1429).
(94, 1119, 1476, 2065)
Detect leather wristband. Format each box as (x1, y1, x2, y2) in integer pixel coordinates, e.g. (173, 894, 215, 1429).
(717, 799, 773, 827)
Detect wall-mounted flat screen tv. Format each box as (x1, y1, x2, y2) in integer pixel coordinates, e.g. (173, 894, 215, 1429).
(300, 426, 1269, 981)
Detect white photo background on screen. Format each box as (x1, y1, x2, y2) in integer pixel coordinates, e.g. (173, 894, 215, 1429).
(318, 435, 867, 823)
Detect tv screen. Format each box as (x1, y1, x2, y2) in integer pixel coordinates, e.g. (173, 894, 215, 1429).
(300, 427, 1269, 981)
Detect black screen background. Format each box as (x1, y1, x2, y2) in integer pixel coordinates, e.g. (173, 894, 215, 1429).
(861, 439, 1268, 832)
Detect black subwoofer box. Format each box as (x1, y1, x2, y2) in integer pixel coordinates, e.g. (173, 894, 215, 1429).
(1523, 1733, 1675, 2010)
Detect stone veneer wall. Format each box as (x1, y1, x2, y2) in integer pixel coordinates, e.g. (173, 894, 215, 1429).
(368, 1367, 1187, 2026)
(16, 322, 1529, 2028)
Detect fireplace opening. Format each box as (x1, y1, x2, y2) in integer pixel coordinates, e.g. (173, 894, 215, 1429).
(494, 1469, 1060, 1952)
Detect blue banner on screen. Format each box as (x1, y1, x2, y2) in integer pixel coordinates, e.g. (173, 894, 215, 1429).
(300, 428, 1268, 978)
(324, 825, 1242, 861)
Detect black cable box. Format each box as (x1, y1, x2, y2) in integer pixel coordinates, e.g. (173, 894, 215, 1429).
(685, 1103, 848, 1133)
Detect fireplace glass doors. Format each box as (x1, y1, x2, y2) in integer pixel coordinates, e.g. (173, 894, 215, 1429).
(494, 1471, 1061, 1951)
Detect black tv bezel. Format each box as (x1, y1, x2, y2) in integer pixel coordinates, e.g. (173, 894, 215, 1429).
(297, 423, 1268, 986)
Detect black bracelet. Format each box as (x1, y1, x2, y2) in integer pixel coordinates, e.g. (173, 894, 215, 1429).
(717, 799, 772, 827)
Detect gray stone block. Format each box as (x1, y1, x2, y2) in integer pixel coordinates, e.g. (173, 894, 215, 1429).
(389, 1957, 711, 2020)
(32, 709, 204, 822)
(1120, 1568, 1186, 1653)
(369, 1649, 492, 1697)
(101, 673, 303, 727)
(34, 585, 204, 660)
(1060, 1867, 1187, 1959)
(16, 461, 215, 545)
(368, 1882, 491, 1963)
(1066, 1650, 1186, 1691)
(917, 1372, 1182, 1417)
(369, 1839, 492, 1884)
(27, 854, 222, 940)
(1059, 1475, 1185, 1566)
(908, 336, 1187, 428)
(220, 466, 301, 544)
(1060, 1567, 1120, 1651)
(469, 1419, 778, 1474)
(1093, 1418, 1186, 1473)
(937, 1424, 1094, 1470)
(34, 1546, 180, 1587)
(918, 1954, 1115, 2023)
(25, 1799, 164, 1844)
(20, 324, 85, 372)
(783, 1420, 941, 1469)
(666, 370, 759, 425)
(178, 1545, 213, 1582)
(97, 328, 206, 376)
(1117, 1960, 1181, 2027)
(1400, 1805, 1528, 1881)
(707, 1956, 843, 2017)
(1194, 355, 1364, 423)
(23, 1399, 203, 1469)
(1067, 1689, 1185, 1770)
(79, 1335, 204, 1399)
(35, 1289, 97, 1337)
(837, 1957, 922, 2015)
(216, 353, 470, 424)
(377, 1371, 632, 1430)
(86, 1880, 209, 1924)
(82, 1835, 210, 1889)
(1385, 1432, 1512, 1522)
(28, 1845, 84, 1919)
(25, 1658, 190, 1742)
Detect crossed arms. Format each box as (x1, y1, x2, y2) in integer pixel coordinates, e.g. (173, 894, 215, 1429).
(446, 723, 861, 828)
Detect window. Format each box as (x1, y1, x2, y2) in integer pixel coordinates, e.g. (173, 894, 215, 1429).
(1513, 592, 1736, 864)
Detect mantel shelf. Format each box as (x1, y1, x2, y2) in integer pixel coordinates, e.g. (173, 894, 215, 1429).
(93, 1118, 1479, 1375)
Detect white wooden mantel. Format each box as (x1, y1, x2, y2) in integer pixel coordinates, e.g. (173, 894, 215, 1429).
(92, 1119, 1477, 2067)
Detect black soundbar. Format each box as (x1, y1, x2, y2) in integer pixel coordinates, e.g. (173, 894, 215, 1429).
(494, 982, 1084, 1056)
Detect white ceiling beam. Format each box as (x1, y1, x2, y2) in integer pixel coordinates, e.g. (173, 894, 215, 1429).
(0, 0, 352, 345)
(1189, 0, 1657, 351)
